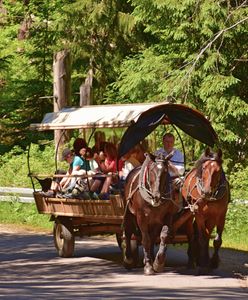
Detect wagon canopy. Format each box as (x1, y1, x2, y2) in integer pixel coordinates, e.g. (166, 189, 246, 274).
(118, 103, 218, 158)
(29, 103, 156, 130)
(29, 102, 218, 156)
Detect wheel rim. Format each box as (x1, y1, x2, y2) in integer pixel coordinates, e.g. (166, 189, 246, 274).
(55, 223, 64, 250)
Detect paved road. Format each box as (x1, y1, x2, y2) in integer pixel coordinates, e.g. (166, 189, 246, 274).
(0, 226, 247, 299)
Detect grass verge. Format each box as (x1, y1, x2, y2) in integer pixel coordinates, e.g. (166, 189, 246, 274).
(0, 200, 52, 232)
(222, 201, 248, 251)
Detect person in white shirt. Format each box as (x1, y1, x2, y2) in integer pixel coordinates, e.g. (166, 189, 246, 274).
(155, 133, 185, 209)
(155, 133, 185, 177)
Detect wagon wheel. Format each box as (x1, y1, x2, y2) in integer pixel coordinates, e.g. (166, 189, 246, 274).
(53, 220, 75, 258)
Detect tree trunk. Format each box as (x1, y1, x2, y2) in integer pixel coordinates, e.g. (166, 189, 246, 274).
(79, 67, 93, 139)
(53, 50, 71, 160)
(80, 68, 93, 106)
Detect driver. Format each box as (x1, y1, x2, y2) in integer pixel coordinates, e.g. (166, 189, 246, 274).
(155, 133, 184, 177)
(155, 133, 185, 210)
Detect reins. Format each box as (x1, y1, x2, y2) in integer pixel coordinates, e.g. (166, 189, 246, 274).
(126, 171, 140, 201)
(138, 155, 160, 207)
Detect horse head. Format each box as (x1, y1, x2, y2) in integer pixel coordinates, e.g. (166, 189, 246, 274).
(138, 152, 171, 207)
(197, 148, 223, 200)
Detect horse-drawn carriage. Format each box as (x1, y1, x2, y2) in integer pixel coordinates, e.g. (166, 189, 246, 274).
(29, 102, 229, 275)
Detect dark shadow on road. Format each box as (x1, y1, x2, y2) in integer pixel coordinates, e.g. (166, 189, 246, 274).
(0, 232, 247, 299)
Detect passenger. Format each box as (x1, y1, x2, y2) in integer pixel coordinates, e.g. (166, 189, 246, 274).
(64, 142, 93, 193)
(43, 148, 85, 197)
(91, 142, 124, 199)
(92, 131, 106, 155)
(78, 146, 91, 172)
(155, 133, 184, 177)
(132, 143, 146, 164)
(119, 147, 141, 181)
(71, 147, 97, 197)
(84, 147, 99, 173)
(73, 137, 87, 156)
(78, 146, 98, 183)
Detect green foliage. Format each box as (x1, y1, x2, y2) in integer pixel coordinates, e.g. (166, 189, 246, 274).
(0, 0, 63, 149)
(228, 164, 248, 200)
(58, 0, 137, 102)
(0, 0, 248, 176)
(106, 0, 248, 171)
(106, 50, 168, 103)
(0, 143, 56, 188)
(223, 201, 248, 251)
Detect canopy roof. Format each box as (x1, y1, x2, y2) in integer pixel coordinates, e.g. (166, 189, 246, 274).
(118, 103, 218, 158)
(30, 102, 218, 156)
(30, 103, 156, 131)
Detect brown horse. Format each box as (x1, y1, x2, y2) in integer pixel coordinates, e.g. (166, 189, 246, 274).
(123, 152, 180, 275)
(181, 148, 230, 273)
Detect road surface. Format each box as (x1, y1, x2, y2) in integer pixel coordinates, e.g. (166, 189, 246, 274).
(0, 225, 247, 299)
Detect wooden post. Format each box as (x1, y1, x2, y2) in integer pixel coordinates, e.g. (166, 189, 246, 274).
(53, 50, 71, 159)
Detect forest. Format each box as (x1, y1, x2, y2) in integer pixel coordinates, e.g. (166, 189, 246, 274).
(0, 0, 247, 197)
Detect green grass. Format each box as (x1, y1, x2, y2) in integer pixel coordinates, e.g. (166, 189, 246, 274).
(222, 201, 248, 251)
(0, 200, 52, 232)
(0, 199, 247, 251)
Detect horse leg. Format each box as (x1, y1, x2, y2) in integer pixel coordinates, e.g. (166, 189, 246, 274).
(185, 217, 198, 269)
(141, 231, 155, 275)
(138, 217, 154, 275)
(210, 220, 225, 269)
(123, 230, 133, 269)
(123, 211, 137, 269)
(153, 225, 169, 273)
(195, 217, 210, 274)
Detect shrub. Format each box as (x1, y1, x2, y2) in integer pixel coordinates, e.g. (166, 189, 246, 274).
(228, 163, 248, 200)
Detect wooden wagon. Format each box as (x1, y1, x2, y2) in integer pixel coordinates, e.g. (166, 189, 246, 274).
(33, 191, 190, 257)
(30, 102, 217, 258)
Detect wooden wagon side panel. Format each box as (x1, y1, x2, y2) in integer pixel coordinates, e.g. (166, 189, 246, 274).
(33, 192, 125, 223)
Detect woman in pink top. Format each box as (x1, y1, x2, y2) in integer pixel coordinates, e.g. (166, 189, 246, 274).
(91, 142, 123, 197)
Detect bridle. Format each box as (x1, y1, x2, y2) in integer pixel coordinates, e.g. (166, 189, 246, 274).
(138, 154, 172, 207)
(184, 157, 227, 213)
(197, 158, 226, 200)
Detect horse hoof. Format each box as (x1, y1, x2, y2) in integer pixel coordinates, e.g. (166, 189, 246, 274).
(144, 265, 155, 275)
(153, 261, 164, 273)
